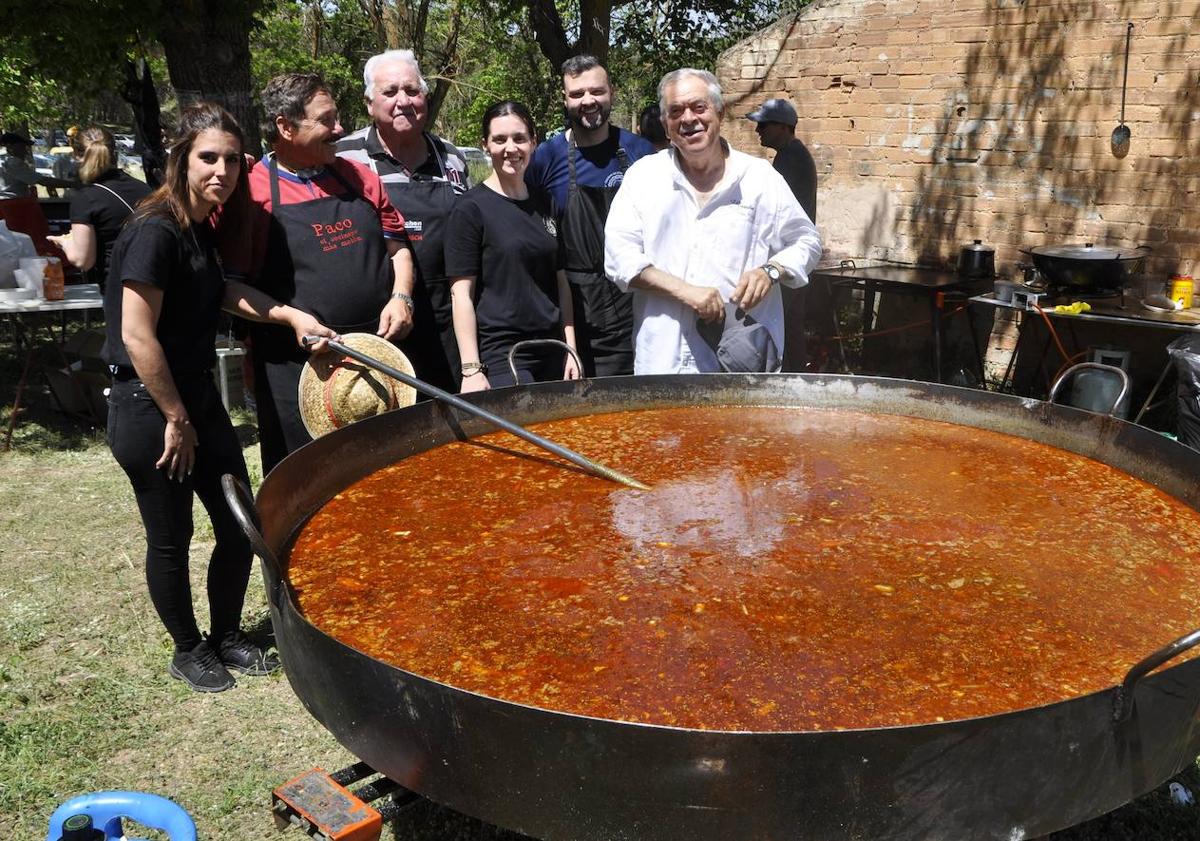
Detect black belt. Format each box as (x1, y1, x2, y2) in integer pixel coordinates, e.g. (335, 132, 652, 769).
(109, 365, 211, 383)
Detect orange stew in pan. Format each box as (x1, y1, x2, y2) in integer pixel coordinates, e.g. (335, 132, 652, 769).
(288, 407, 1200, 732)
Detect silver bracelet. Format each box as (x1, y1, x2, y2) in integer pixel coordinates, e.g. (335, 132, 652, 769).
(390, 292, 414, 308)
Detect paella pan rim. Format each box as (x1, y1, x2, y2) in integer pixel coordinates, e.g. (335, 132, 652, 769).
(256, 373, 1200, 841)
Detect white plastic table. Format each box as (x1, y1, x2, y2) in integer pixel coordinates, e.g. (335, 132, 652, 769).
(2, 284, 104, 448)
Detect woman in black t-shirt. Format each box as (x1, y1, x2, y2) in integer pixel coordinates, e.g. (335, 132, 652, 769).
(104, 103, 336, 693)
(444, 101, 580, 391)
(47, 127, 152, 289)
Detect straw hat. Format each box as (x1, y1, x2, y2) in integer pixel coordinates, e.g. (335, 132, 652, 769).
(298, 333, 417, 438)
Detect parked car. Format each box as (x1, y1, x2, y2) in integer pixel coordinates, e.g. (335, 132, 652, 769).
(457, 146, 489, 167)
(32, 153, 54, 177)
(114, 133, 136, 151)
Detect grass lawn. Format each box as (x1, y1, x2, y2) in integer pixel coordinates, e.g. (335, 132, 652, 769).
(2, 318, 1199, 840)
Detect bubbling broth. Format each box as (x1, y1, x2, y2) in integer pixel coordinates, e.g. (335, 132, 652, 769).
(287, 407, 1200, 731)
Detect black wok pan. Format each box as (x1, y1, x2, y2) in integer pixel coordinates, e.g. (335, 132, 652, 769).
(1025, 243, 1151, 293)
(225, 374, 1200, 840)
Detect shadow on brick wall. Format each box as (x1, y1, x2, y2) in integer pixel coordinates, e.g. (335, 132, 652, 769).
(908, 0, 1200, 275)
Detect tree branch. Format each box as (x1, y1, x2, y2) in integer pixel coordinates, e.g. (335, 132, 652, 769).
(526, 0, 571, 70)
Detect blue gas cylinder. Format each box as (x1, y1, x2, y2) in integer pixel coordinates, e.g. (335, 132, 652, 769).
(46, 792, 196, 841)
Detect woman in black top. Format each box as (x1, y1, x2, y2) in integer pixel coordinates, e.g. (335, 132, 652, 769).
(47, 126, 152, 289)
(104, 103, 335, 693)
(444, 101, 579, 391)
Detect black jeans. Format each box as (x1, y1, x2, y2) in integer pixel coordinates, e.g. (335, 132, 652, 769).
(107, 373, 252, 651)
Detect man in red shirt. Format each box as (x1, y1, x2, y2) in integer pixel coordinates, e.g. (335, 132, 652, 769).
(228, 73, 415, 471)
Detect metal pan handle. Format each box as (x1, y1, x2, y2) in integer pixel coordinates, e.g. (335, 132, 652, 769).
(1112, 627, 1200, 723)
(1048, 362, 1130, 417)
(507, 339, 584, 382)
(220, 473, 281, 578)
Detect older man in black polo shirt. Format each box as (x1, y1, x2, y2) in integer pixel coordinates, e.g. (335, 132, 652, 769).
(338, 49, 469, 392)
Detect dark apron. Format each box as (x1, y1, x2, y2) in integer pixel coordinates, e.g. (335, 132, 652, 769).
(382, 142, 460, 392)
(253, 158, 392, 472)
(560, 131, 635, 377)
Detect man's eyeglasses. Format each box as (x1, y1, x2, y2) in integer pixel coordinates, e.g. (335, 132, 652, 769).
(666, 100, 711, 119)
(300, 114, 341, 130)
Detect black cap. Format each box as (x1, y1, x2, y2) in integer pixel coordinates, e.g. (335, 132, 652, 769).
(1, 132, 33, 146)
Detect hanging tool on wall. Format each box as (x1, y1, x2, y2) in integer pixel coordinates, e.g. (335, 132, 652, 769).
(1111, 22, 1134, 158)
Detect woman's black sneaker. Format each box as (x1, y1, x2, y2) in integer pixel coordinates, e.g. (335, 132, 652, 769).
(214, 630, 281, 676)
(169, 640, 236, 692)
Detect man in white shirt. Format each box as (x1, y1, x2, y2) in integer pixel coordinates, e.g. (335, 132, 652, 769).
(604, 69, 822, 375)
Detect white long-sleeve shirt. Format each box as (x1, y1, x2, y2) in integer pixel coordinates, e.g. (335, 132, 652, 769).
(604, 145, 822, 374)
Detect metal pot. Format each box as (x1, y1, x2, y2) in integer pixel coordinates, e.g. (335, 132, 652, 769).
(225, 375, 1200, 841)
(957, 239, 995, 278)
(1026, 243, 1151, 292)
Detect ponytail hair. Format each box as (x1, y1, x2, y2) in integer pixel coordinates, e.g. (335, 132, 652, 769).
(74, 126, 115, 184)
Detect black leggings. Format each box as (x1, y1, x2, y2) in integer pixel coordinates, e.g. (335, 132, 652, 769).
(107, 374, 253, 651)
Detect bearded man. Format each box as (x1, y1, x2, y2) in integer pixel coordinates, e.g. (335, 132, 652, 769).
(525, 55, 657, 377)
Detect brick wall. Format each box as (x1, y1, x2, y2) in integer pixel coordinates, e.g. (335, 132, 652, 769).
(716, 0, 1200, 279)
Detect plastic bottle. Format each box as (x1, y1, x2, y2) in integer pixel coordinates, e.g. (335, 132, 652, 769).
(1170, 275, 1194, 309)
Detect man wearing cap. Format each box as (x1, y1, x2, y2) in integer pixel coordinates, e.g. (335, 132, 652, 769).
(0, 132, 78, 199)
(337, 49, 469, 392)
(226, 72, 415, 473)
(747, 97, 818, 371)
(747, 98, 816, 222)
(604, 69, 821, 376)
(526, 55, 657, 377)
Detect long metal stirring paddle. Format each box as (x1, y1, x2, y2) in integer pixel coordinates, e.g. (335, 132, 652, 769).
(304, 336, 650, 491)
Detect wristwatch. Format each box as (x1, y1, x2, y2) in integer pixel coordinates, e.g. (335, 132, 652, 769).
(461, 361, 489, 376)
(760, 263, 783, 284)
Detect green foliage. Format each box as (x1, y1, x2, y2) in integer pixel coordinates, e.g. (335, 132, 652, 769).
(0, 0, 810, 144)
(0, 0, 153, 130)
(442, 7, 560, 145)
(608, 0, 810, 112)
(250, 0, 374, 131)
(0, 40, 72, 128)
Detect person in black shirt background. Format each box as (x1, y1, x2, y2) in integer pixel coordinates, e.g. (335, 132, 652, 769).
(747, 98, 819, 372)
(638, 103, 669, 152)
(445, 101, 580, 391)
(49, 126, 153, 289)
(104, 103, 336, 693)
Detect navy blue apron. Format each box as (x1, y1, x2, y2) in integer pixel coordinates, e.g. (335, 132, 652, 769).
(381, 136, 460, 392)
(560, 129, 634, 377)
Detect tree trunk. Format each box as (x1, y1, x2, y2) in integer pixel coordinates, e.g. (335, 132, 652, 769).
(578, 0, 610, 62)
(157, 0, 263, 154)
(425, 0, 462, 125)
(527, 0, 571, 71)
(358, 0, 390, 52)
(527, 0, 612, 69)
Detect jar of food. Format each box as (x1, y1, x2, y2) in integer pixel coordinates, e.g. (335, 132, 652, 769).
(1170, 275, 1194, 309)
(43, 256, 64, 301)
